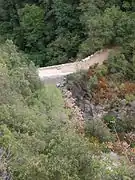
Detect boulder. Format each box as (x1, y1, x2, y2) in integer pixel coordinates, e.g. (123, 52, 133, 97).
(129, 100, 135, 111)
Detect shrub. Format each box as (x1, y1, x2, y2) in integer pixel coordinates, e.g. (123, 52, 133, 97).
(103, 112, 117, 131)
(125, 94, 135, 103)
(107, 51, 128, 78)
(104, 111, 135, 133)
(87, 75, 98, 94)
(107, 42, 135, 81)
(0, 40, 134, 179)
(96, 64, 108, 78)
(85, 119, 114, 143)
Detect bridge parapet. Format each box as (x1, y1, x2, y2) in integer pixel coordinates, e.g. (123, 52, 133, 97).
(38, 49, 111, 84)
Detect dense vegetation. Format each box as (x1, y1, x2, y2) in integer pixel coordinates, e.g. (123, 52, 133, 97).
(66, 40, 135, 165)
(1, 40, 135, 179)
(0, 0, 135, 179)
(0, 0, 135, 66)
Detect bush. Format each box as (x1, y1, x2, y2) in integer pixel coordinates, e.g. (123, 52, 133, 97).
(85, 119, 114, 143)
(107, 42, 135, 80)
(0, 41, 95, 179)
(104, 111, 135, 133)
(87, 75, 98, 94)
(120, 114, 135, 133)
(107, 51, 128, 77)
(96, 64, 108, 78)
(0, 40, 134, 179)
(103, 112, 117, 131)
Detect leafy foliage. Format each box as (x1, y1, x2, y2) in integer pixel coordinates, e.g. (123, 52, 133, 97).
(107, 42, 135, 80)
(0, 41, 89, 179)
(0, 0, 135, 66)
(85, 119, 114, 143)
(1, 40, 134, 179)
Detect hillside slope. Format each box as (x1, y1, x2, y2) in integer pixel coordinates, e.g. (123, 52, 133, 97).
(0, 40, 135, 179)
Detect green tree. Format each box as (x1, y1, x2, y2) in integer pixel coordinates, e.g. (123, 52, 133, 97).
(16, 4, 46, 65)
(44, 0, 83, 65)
(0, 0, 20, 37)
(79, 3, 135, 58)
(1, 40, 134, 180)
(0, 0, 135, 67)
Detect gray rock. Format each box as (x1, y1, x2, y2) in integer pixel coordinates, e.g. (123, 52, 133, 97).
(82, 100, 93, 120)
(84, 101, 92, 112)
(120, 99, 127, 106)
(109, 152, 120, 161)
(129, 100, 135, 111)
(56, 83, 61, 87)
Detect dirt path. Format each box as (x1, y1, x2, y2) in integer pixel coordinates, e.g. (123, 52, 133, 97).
(38, 49, 112, 83)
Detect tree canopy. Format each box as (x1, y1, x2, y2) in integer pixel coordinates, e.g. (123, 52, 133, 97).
(0, 0, 134, 66)
(0, 40, 134, 179)
(0, 1, 135, 179)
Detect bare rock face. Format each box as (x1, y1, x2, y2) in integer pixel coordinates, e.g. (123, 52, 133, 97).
(61, 73, 135, 133)
(77, 99, 93, 120)
(61, 87, 84, 134)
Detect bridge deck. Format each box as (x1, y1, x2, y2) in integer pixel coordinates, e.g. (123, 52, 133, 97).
(38, 49, 111, 84)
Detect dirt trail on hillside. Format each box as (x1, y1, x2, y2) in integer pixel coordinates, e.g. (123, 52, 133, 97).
(38, 49, 112, 83)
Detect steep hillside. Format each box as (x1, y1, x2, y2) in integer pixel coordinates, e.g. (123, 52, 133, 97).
(0, 0, 135, 179)
(65, 45, 135, 163)
(0, 41, 135, 179)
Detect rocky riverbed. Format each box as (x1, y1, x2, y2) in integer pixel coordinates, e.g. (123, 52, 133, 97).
(57, 67, 135, 164)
